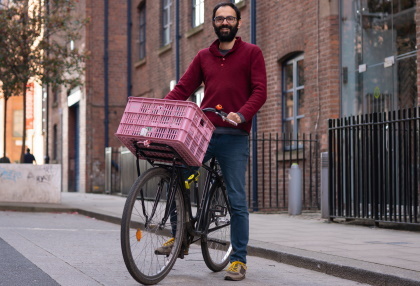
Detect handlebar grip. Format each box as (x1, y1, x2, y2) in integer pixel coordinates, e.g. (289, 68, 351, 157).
(224, 117, 238, 126)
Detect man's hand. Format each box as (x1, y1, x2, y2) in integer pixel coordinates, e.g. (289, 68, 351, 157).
(227, 112, 242, 124)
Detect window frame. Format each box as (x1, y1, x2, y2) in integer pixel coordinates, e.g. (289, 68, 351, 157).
(13, 109, 23, 137)
(282, 54, 305, 140)
(162, 0, 172, 46)
(192, 0, 204, 28)
(137, 2, 146, 60)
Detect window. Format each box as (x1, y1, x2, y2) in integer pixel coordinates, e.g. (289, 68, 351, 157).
(191, 87, 204, 106)
(282, 54, 304, 141)
(13, 110, 23, 137)
(52, 86, 59, 104)
(162, 0, 172, 46)
(137, 2, 146, 60)
(340, 0, 417, 116)
(192, 0, 204, 28)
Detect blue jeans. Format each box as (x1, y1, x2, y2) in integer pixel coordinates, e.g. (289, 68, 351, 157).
(203, 134, 250, 264)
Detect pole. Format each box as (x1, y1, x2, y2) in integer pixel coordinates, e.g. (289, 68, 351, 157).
(127, 0, 132, 98)
(175, 0, 180, 82)
(250, 0, 258, 211)
(104, 0, 109, 147)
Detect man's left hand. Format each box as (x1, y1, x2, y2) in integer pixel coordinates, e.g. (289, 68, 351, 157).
(227, 112, 242, 124)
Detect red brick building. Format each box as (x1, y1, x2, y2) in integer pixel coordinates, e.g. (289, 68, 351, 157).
(40, 0, 418, 193)
(131, 0, 341, 153)
(45, 0, 129, 192)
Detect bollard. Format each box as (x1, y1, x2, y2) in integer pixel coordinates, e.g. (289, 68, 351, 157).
(320, 152, 329, 219)
(288, 163, 302, 215)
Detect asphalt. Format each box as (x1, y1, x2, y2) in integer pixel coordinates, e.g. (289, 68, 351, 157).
(0, 192, 419, 286)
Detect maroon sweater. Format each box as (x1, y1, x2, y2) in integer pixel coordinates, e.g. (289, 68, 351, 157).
(165, 37, 267, 134)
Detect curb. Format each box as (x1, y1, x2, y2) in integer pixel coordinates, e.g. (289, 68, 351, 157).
(1, 204, 419, 286)
(247, 241, 420, 286)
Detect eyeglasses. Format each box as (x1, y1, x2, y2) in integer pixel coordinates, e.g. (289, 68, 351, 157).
(213, 16, 237, 24)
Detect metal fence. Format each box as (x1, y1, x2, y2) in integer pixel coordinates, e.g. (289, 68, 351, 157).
(328, 107, 420, 225)
(247, 133, 320, 212)
(106, 133, 320, 212)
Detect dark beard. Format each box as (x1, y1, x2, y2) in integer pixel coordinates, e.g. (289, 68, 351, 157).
(213, 23, 239, 42)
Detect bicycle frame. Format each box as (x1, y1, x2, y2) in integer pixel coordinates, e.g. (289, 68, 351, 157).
(133, 141, 230, 255)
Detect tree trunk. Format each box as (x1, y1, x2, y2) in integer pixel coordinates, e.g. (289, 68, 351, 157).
(2, 98, 7, 157)
(20, 82, 27, 163)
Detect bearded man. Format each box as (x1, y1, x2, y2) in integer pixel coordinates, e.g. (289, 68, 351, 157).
(164, 2, 267, 281)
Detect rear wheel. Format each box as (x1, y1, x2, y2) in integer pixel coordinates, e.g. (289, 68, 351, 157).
(121, 167, 184, 285)
(201, 183, 232, 271)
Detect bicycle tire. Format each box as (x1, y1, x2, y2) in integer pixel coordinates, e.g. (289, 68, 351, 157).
(201, 183, 232, 272)
(121, 167, 184, 285)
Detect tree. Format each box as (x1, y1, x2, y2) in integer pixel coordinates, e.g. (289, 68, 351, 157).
(0, 0, 88, 162)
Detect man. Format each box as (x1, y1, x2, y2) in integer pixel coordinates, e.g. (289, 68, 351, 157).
(0, 156, 11, 163)
(23, 148, 36, 164)
(163, 2, 267, 281)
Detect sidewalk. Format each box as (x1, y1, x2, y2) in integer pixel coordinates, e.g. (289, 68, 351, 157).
(1, 192, 419, 286)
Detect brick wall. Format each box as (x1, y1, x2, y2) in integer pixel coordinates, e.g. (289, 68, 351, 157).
(80, 0, 127, 192)
(132, 0, 340, 152)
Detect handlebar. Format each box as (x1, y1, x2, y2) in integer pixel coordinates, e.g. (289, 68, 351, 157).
(202, 107, 238, 126)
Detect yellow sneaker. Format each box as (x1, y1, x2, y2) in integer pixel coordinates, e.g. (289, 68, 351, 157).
(154, 238, 175, 256)
(224, 261, 247, 281)
(154, 238, 189, 256)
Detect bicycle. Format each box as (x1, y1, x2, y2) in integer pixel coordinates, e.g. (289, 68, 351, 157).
(119, 101, 237, 285)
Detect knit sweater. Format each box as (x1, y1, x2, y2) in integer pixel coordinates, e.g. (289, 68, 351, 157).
(165, 37, 267, 134)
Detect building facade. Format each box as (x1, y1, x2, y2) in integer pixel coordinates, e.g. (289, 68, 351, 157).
(35, 0, 419, 193)
(44, 0, 129, 192)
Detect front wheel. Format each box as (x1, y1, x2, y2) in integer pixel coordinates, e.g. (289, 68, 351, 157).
(201, 183, 232, 271)
(121, 167, 184, 285)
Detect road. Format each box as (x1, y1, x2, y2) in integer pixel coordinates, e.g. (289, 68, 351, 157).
(0, 211, 369, 286)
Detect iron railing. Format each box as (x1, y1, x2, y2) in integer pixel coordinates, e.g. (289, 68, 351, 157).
(247, 133, 320, 212)
(328, 107, 420, 225)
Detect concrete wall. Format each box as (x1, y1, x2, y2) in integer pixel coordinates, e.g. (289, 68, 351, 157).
(0, 164, 61, 203)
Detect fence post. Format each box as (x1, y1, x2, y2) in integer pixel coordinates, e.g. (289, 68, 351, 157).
(321, 152, 329, 219)
(288, 163, 302, 215)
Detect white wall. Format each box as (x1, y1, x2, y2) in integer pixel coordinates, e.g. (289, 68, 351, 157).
(0, 164, 61, 203)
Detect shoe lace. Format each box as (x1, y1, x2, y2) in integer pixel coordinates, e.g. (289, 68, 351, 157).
(227, 261, 246, 272)
(163, 238, 175, 246)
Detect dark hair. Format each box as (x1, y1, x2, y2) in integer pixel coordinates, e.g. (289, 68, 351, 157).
(212, 2, 241, 20)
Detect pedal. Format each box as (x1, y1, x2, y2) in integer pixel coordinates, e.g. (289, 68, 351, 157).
(178, 246, 189, 259)
(211, 205, 227, 217)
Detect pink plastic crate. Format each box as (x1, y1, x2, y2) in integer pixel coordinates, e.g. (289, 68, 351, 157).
(115, 97, 215, 166)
